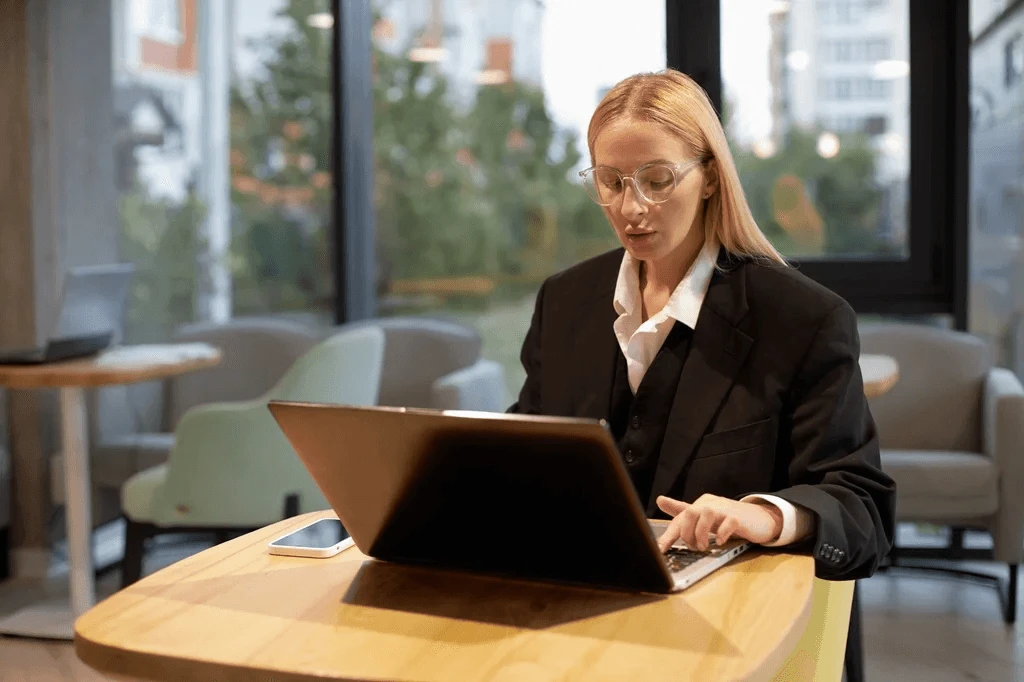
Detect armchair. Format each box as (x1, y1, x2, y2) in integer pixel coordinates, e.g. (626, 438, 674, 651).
(89, 317, 321, 497)
(337, 316, 506, 412)
(118, 324, 386, 586)
(859, 322, 1024, 623)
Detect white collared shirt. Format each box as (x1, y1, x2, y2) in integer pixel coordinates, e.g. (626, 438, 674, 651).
(611, 239, 812, 547)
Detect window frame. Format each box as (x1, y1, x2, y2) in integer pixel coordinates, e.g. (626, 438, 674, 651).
(668, 0, 969, 327)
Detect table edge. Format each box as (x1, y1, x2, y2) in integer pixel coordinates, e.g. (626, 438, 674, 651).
(0, 352, 222, 388)
(74, 512, 817, 682)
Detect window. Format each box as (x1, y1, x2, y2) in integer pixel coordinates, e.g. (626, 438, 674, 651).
(864, 114, 887, 135)
(135, 0, 182, 44)
(822, 38, 889, 63)
(334, 0, 968, 343)
(669, 1, 967, 320)
(366, 0, 666, 403)
(117, 0, 335, 341)
(820, 77, 889, 101)
(1006, 33, 1024, 88)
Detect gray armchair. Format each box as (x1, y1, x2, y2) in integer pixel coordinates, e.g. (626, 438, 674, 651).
(90, 317, 322, 496)
(336, 316, 506, 412)
(859, 322, 1024, 622)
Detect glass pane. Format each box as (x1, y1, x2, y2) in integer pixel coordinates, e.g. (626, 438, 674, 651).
(968, 1, 1024, 377)
(115, 0, 334, 342)
(721, 0, 909, 259)
(372, 0, 666, 405)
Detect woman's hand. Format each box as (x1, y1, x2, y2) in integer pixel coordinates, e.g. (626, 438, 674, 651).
(655, 494, 784, 552)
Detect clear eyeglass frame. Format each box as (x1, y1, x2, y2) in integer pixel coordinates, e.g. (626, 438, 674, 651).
(578, 159, 703, 206)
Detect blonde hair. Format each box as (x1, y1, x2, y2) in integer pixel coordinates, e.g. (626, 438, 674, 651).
(587, 69, 787, 266)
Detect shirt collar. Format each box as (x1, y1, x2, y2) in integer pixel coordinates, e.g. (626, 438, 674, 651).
(612, 238, 719, 329)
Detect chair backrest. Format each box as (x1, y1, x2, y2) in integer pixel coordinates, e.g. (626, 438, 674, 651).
(269, 325, 386, 406)
(334, 316, 482, 408)
(167, 317, 321, 428)
(152, 324, 387, 527)
(859, 323, 993, 452)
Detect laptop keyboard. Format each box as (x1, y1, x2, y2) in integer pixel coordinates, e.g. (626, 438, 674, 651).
(664, 548, 708, 571)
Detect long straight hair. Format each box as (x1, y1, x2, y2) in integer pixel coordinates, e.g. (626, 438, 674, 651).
(587, 69, 787, 266)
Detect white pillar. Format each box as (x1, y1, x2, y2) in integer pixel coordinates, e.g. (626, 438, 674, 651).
(197, 0, 233, 323)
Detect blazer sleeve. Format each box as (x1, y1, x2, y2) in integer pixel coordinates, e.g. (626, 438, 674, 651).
(771, 300, 897, 581)
(507, 280, 547, 414)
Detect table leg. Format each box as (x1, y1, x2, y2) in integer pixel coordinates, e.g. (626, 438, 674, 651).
(0, 387, 94, 640)
(61, 386, 96, 615)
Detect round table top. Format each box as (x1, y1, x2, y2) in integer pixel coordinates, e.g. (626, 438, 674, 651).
(0, 343, 222, 388)
(75, 511, 816, 682)
(859, 353, 899, 399)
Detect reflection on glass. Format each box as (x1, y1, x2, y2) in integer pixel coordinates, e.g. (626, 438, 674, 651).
(372, 0, 666, 403)
(114, 0, 334, 343)
(722, 0, 910, 259)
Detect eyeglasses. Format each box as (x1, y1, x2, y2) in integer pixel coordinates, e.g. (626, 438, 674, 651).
(578, 159, 702, 206)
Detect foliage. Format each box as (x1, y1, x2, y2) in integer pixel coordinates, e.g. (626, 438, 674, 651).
(229, 0, 334, 316)
(118, 189, 206, 342)
(731, 127, 897, 258)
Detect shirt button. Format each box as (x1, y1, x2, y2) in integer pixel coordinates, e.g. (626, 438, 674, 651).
(624, 449, 637, 464)
(631, 415, 642, 429)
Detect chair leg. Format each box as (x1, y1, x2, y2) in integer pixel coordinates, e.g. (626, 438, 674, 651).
(949, 527, 965, 551)
(121, 519, 153, 589)
(844, 582, 865, 682)
(1006, 564, 1018, 625)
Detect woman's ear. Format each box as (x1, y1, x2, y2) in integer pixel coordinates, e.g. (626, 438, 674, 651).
(702, 162, 720, 200)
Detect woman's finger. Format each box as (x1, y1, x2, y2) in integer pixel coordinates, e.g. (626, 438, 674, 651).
(716, 515, 740, 545)
(693, 508, 721, 551)
(674, 506, 702, 549)
(657, 514, 685, 552)
(656, 495, 688, 517)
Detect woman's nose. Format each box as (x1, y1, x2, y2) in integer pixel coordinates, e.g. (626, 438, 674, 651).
(618, 181, 646, 219)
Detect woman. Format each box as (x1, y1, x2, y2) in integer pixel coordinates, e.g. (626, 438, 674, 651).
(509, 69, 896, 581)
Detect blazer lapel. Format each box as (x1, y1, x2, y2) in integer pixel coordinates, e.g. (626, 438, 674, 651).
(569, 275, 619, 421)
(646, 256, 753, 514)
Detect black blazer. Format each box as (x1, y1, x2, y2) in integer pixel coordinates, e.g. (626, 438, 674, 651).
(510, 247, 897, 581)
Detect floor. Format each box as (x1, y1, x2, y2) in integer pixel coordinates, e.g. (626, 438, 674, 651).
(1, 524, 1022, 681)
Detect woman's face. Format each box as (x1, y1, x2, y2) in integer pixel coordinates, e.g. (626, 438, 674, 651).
(591, 119, 713, 266)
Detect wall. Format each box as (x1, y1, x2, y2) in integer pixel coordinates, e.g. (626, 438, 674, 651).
(1, 0, 120, 577)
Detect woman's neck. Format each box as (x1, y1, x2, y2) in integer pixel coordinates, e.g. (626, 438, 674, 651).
(641, 235, 704, 295)
(638, 241, 703, 323)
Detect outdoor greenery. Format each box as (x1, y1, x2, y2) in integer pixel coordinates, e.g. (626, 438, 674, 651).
(118, 0, 898, 356)
(732, 128, 899, 258)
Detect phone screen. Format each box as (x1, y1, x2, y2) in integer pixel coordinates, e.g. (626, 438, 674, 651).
(271, 519, 348, 549)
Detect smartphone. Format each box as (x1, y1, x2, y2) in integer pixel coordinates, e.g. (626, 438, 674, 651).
(267, 518, 354, 558)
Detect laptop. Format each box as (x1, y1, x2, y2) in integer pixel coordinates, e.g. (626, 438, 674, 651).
(268, 402, 750, 594)
(0, 263, 135, 365)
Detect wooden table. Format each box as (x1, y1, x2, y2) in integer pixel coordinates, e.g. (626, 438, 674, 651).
(75, 511, 818, 682)
(0, 344, 221, 640)
(859, 353, 899, 399)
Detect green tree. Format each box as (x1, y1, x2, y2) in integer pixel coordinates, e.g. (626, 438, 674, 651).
(229, 0, 334, 316)
(372, 46, 506, 284)
(118, 189, 206, 342)
(731, 128, 895, 258)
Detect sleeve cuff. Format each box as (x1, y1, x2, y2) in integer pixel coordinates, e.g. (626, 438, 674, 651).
(740, 494, 815, 547)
